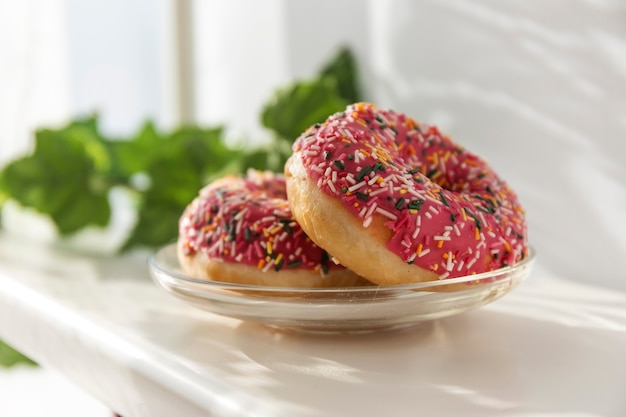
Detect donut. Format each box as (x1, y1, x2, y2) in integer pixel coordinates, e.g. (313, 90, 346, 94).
(285, 102, 528, 286)
(177, 169, 363, 288)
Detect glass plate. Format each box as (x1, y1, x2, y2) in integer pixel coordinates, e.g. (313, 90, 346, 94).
(149, 244, 535, 334)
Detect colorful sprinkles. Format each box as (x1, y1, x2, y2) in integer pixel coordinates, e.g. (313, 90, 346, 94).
(179, 170, 339, 276)
(293, 102, 528, 279)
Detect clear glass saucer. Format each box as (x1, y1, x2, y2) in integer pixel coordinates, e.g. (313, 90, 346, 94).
(148, 244, 535, 334)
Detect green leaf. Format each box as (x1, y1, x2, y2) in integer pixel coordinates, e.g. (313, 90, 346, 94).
(1, 122, 112, 235)
(121, 150, 203, 250)
(0, 46, 365, 250)
(261, 76, 349, 142)
(53, 192, 111, 232)
(52, 115, 112, 175)
(122, 127, 242, 250)
(0, 164, 13, 208)
(148, 154, 204, 206)
(121, 197, 183, 250)
(61, 114, 100, 135)
(105, 121, 163, 179)
(168, 125, 232, 175)
(239, 148, 272, 172)
(124, 47, 363, 250)
(319, 46, 362, 103)
(0, 340, 36, 367)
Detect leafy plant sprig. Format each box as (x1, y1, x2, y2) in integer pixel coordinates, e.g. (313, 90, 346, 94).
(0, 47, 361, 252)
(0, 340, 36, 367)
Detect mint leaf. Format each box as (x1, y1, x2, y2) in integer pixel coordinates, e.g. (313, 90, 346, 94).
(319, 46, 362, 103)
(0, 340, 36, 367)
(261, 77, 348, 141)
(1, 121, 112, 235)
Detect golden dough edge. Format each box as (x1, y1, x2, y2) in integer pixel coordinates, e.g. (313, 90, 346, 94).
(177, 236, 366, 288)
(285, 152, 446, 286)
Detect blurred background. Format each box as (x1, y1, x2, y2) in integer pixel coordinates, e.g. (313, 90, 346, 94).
(1, 0, 625, 415)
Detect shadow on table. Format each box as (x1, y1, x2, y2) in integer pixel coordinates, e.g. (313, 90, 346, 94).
(230, 292, 626, 417)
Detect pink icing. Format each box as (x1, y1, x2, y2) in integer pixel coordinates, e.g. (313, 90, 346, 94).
(179, 170, 341, 275)
(293, 103, 528, 279)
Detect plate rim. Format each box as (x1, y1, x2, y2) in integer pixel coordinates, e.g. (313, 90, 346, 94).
(148, 243, 536, 294)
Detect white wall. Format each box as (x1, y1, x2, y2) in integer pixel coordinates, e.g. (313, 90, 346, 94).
(362, 0, 626, 289)
(0, 0, 71, 162)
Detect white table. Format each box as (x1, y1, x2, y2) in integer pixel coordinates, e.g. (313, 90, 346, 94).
(1, 234, 625, 417)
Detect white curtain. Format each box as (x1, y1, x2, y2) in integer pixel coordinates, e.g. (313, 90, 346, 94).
(0, 0, 71, 163)
(0, 0, 170, 165)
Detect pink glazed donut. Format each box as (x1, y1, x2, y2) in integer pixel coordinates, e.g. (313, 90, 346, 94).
(177, 169, 362, 287)
(285, 103, 528, 285)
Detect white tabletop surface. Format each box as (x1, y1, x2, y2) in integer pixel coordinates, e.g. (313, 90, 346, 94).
(0, 365, 111, 417)
(1, 234, 625, 417)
